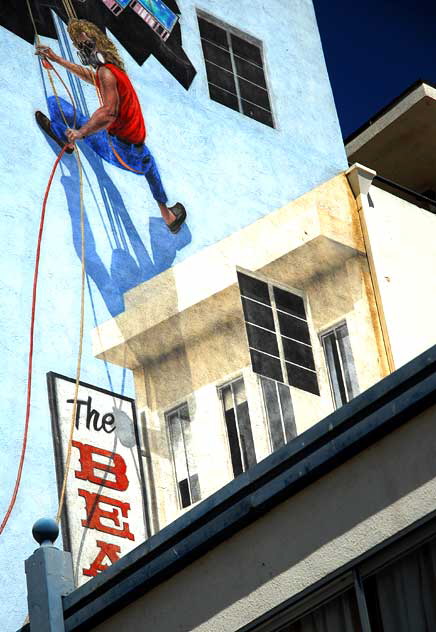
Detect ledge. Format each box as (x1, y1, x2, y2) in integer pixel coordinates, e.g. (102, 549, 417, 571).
(91, 172, 364, 369)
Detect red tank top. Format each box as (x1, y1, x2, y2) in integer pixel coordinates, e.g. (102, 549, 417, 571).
(96, 63, 146, 144)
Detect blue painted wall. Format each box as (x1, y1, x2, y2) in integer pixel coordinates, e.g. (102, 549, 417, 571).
(0, 0, 346, 628)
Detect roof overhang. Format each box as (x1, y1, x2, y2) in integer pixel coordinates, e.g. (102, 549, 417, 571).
(346, 82, 436, 192)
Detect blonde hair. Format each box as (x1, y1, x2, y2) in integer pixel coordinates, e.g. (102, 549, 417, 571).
(67, 18, 125, 70)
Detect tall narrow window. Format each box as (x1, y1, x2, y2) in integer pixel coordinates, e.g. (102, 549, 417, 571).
(198, 14, 274, 127)
(166, 404, 201, 508)
(218, 378, 256, 477)
(260, 376, 297, 451)
(320, 322, 359, 409)
(238, 271, 320, 396)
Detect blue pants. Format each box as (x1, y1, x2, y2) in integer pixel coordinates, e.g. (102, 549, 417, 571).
(48, 96, 168, 204)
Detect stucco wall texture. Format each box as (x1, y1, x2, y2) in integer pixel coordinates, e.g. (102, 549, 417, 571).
(0, 1, 345, 628)
(363, 186, 436, 368)
(94, 403, 436, 632)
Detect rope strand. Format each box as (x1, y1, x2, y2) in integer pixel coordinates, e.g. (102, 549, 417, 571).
(0, 145, 70, 535)
(1, 0, 86, 535)
(56, 145, 85, 524)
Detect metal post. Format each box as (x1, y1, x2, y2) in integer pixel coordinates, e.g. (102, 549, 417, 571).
(25, 518, 74, 632)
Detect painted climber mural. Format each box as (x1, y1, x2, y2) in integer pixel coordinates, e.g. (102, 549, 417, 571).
(2, 0, 198, 319)
(35, 18, 187, 234)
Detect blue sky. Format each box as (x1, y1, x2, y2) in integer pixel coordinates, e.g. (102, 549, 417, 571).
(313, 0, 436, 138)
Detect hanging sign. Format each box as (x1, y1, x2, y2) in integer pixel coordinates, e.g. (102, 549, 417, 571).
(47, 372, 149, 585)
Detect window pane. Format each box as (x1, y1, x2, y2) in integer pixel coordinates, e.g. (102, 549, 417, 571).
(278, 311, 311, 345)
(224, 406, 243, 476)
(261, 377, 285, 451)
(242, 297, 275, 331)
(222, 384, 234, 411)
(232, 377, 246, 407)
(233, 379, 256, 470)
(208, 84, 239, 112)
(178, 478, 191, 508)
(205, 60, 237, 94)
(246, 323, 280, 357)
(238, 272, 271, 305)
(286, 362, 319, 395)
(220, 379, 256, 476)
(250, 349, 283, 382)
(168, 413, 189, 483)
(282, 337, 315, 371)
(198, 18, 229, 49)
(289, 589, 362, 632)
(189, 473, 201, 504)
(336, 323, 359, 400)
(236, 400, 256, 470)
(231, 33, 263, 66)
(167, 405, 200, 509)
(238, 77, 271, 111)
(180, 405, 197, 486)
(241, 99, 274, 127)
(234, 55, 267, 88)
(201, 39, 233, 71)
(278, 382, 297, 442)
(274, 287, 307, 320)
(323, 331, 347, 407)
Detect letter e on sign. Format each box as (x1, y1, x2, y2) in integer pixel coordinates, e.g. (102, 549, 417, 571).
(78, 489, 135, 541)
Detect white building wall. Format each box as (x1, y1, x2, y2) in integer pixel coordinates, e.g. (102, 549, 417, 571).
(363, 186, 436, 369)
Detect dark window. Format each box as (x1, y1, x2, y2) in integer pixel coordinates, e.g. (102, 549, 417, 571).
(288, 589, 362, 632)
(166, 404, 201, 508)
(198, 15, 274, 127)
(261, 376, 297, 451)
(238, 272, 319, 396)
(363, 537, 436, 632)
(321, 322, 359, 409)
(219, 378, 256, 477)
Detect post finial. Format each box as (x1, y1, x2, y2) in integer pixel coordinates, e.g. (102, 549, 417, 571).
(32, 518, 59, 546)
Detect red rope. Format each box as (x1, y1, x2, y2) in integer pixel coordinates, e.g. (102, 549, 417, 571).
(0, 143, 72, 535)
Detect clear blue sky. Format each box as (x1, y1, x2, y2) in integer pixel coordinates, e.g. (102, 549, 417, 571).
(313, 0, 436, 139)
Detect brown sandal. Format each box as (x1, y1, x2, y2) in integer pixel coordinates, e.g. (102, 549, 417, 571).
(168, 202, 187, 234)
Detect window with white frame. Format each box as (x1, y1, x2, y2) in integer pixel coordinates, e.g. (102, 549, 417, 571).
(218, 377, 257, 477)
(198, 14, 274, 127)
(320, 322, 359, 409)
(260, 376, 297, 451)
(237, 271, 320, 396)
(166, 403, 200, 508)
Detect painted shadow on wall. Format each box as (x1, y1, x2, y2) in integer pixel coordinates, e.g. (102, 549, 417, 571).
(42, 133, 191, 318)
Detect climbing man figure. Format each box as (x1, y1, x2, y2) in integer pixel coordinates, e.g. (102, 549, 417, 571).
(35, 18, 186, 234)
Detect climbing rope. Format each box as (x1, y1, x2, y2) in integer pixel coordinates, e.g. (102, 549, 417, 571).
(0, 0, 86, 534)
(0, 144, 71, 536)
(43, 65, 86, 527)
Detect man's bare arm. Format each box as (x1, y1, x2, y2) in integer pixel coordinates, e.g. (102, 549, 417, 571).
(35, 46, 95, 85)
(66, 66, 119, 141)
